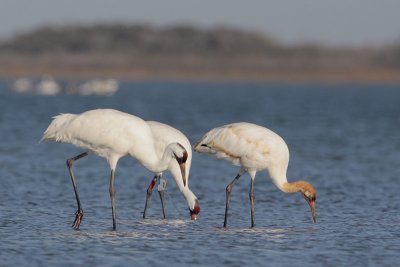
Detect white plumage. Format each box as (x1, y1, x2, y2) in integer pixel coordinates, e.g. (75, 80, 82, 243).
(194, 123, 289, 183)
(147, 121, 193, 183)
(194, 122, 316, 227)
(42, 109, 158, 171)
(42, 109, 198, 230)
(144, 121, 200, 220)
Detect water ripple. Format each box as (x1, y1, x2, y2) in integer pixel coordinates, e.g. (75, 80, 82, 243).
(1, 82, 400, 266)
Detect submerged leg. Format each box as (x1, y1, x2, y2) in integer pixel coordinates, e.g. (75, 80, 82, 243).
(143, 176, 157, 219)
(109, 169, 116, 230)
(66, 151, 89, 230)
(249, 178, 255, 228)
(224, 172, 243, 228)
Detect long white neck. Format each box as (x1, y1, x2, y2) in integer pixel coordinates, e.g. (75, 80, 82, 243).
(130, 144, 174, 174)
(269, 170, 304, 194)
(267, 166, 290, 192)
(181, 187, 198, 210)
(268, 163, 312, 195)
(169, 161, 198, 210)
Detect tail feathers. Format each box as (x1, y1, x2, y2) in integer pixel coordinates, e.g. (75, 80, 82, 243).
(40, 113, 76, 143)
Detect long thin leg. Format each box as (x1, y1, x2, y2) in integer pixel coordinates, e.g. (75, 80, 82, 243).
(109, 169, 116, 230)
(66, 151, 89, 230)
(143, 176, 157, 219)
(249, 178, 255, 228)
(224, 173, 242, 228)
(159, 190, 166, 219)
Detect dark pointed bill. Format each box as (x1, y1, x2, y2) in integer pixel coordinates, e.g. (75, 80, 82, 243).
(304, 195, 316, 223)
(179, 163, 186, 187)
(309, 199, 316, 223)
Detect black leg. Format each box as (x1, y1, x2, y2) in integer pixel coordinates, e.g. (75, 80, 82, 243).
(224, 173, 242, 228)
(143, 176, 157, 219)
(109, 169, 116, 230)
(249, 178, 255, 228)
(66, 151, 88, 230)
(159, 190, 166, 219)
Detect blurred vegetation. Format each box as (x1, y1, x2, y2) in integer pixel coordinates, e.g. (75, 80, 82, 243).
(0, 24, 281, 54)
(0, 24, 399, 81)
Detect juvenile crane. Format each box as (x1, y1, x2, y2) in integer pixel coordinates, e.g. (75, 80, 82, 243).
(41, 109, 200, 230)
(194, 122, 316, 227)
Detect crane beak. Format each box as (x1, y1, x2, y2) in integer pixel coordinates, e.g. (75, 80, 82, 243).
(174, 149, 188, 187)
(309, 199, 316, 224)
(179, 162, 186, 187)
(304, 195, 316, 223)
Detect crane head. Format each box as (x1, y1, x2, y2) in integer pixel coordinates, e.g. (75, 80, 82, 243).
(293, 180, 316, 223)
(193, 141, 212, 153)
(189, 199, 201, 220)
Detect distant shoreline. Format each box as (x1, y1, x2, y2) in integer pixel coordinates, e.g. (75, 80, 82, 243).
(2, 24, 400, 84)
(1, 66, 400, 84)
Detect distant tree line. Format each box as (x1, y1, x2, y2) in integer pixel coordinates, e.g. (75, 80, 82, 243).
(0, 24, 399, 73)
(0, 24, 283, 55)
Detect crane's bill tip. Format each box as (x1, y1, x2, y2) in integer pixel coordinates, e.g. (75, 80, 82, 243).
(193, 142, 200, 152)
(39, 136, 48, 143)
(312, 209, 316, 224)
(310, 200, 316, 224)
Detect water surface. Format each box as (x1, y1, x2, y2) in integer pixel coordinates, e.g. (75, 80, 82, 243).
(1, 81, 400, 266)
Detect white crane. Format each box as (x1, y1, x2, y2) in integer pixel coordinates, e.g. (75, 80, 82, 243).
(194, 122, 316, 227)
(143, 121, 200, 220)
(41, 109, 200, 230)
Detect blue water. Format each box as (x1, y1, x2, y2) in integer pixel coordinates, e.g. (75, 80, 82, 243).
(1, 81, 400, 266)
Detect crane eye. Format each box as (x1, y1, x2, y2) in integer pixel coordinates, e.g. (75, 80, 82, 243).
(200, 144, 209, 147)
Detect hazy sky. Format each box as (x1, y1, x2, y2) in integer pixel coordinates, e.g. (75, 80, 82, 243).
(1, 0, 400, 45)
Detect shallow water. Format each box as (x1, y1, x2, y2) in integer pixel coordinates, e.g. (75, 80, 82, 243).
(1, 81, 400, 266)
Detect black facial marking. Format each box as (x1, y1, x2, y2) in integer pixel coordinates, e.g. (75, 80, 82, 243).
(181, 150, 188, 163)
(174, 143, 188, 164)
